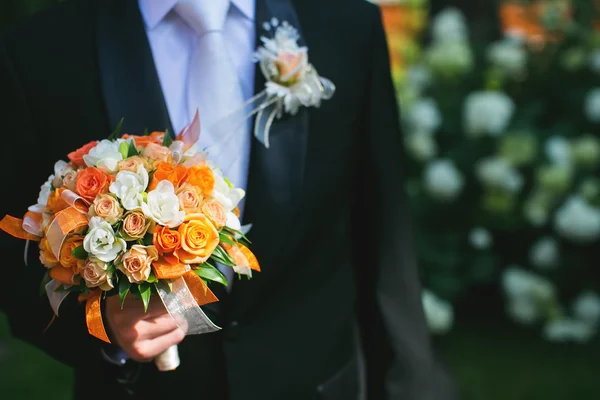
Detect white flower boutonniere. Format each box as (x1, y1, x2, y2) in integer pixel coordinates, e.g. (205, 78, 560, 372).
(250, 19, 336, 148)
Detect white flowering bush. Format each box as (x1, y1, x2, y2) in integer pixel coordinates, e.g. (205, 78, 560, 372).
(405, 5, 600, 342)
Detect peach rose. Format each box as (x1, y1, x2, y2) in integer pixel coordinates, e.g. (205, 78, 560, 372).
(82, 257, 114, 291)
(76, 167, 112, 202)
(59, 235, 84, 270)
(185, 165, 214, 197)
(176, 183, 203, 211)
(175, 213, 219, 264)
(117, 156, 150, 173)
(39, 237, 59, 269)
(62, 170, 79, 192)
(275, 50, 307, 84)
(202, 200, 226, 230)
(89, 194, 123, 225)
(153, 225, 181, 256)
(117, 245, 159, 283)
(46, 188, 69, 213)
(142, 142, 170, 163)
(120, 210, 154, 240)
(149, 162, 188, 191)
(68, 141, 98, 167)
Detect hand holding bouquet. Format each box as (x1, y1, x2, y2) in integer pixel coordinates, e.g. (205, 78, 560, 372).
(0, 114, 260, 370)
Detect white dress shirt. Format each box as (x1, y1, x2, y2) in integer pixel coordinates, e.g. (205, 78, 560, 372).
(138, 0, 256, 195)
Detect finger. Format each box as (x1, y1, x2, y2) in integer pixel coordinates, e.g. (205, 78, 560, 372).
(144, 313, 181, 340)
(142, 328, 185, 360)
(141, 297, 170, 319)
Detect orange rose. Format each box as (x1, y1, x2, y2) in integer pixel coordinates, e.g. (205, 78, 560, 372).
(202, 200, 226, 230)
(89, 194, 123, 225)
(76, 167, 111, 202)
(68, 141, 98, 167)
(153, 225, 182, 261)
(39, 237, 59, 268)
(186, 165, 214, 197)
(46, 188, 69, 213)
(143, 142, 170, 163)
(122, 131, 164, 147)
(59, 235, 84, 270)
(117, 245, 159, 283)
(175, 213, 219, 264)
(176, 183, 203, 211)
(149, 162, 188, 191)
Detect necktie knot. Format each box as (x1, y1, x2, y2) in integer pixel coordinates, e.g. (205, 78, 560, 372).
(175, 0, 231, 35)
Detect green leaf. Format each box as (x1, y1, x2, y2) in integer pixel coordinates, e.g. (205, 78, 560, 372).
(108, 117, 124, 141)
(143, 128, 149, 136)
(139, 283, 152, 312)
(146, 272, 158, 284)
(195, 264, 228, 287)
(39, 271, 51, 296)
(224, 227, 251, 245)
(210, 245, 236, 267)
(142, 232, 153, 246)
(119, 141, 130, 159)
(127, 140, 140, 157)
(71, 245, 88, 260)
(219, 232, 236, 246)
(162, 129, 173, 147)
(119, 279, 131, 309)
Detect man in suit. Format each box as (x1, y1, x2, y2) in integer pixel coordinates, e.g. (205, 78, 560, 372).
(0, 0, 437, 399)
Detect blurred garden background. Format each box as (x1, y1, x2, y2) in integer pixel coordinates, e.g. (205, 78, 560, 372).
(1, 0, 600, 399)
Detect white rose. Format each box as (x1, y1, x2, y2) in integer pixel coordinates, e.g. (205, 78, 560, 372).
(476, 156, 523, 193)
(29, 175, 54, 213)
(424, 159, 464, 201)
(142, 180, 185, 228)
(405, 98, 442, 135)
(572, 291, 600, 327)
(542, 318, 595, 344)
(82, 257, 114, 291)
(83, 216, 127, 262)
(210, 165, 245, 212)
(83, 139, 124, 172)
(422, 289, 454, 334)
(487, 38, 527, 77)
(545, 136, 572, 166)
(464, 91, 515, 137)
(431, 7, 468, 43)
(554, 196, 600, 244)
(529, 236, 560, 270)
(225, 212, 242, 232)
(469, 227, 492, 250)
(109, 165, 149, 210)
(584, 87, 600, 123)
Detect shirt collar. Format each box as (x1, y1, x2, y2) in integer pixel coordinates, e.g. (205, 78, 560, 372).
(138, 0, 255, 30)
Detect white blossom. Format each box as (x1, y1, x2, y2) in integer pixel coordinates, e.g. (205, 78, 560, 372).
(464, 92, 515, 137)
(476, 156, 523, 193)
(544, 136, 572, 166)
(405, 98, 442, 135)
(487, 38, 527, 77)
(405, 132, 437, 162)
(584, 88, 600, 123)
(424, 159, 464, 201)
(431, 7, 468, 43)
(572, 291, 600, 327)
(529, 237, 560, 270)
(543, 319, 596, 344)
(554, 196, 600, 244)
(469, 227, 492, 250)
(422, 290, 454, 334)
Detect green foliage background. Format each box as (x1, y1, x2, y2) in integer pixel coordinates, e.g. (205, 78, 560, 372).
(0, 1, 599, 399)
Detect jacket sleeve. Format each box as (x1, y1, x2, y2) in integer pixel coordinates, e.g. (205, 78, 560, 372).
(0, 34, 102, 368)
(352, 7, 437, 400)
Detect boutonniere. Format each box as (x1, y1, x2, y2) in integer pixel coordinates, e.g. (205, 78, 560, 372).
(250, 19, 336, 148)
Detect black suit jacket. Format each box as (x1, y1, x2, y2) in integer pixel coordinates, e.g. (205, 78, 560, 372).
(0, 0, 436, 399)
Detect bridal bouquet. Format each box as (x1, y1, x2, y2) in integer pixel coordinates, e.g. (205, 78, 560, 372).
(0, 114, 260, 370)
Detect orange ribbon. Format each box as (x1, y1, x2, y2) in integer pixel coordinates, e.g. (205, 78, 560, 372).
(152, 258, 189, 280)
(85, 290, 110, 344)
(183, 271, 218, 307)
(47, 207, 89, 260)
(221, 243, 261, 272)
(0, 215, 42, 241)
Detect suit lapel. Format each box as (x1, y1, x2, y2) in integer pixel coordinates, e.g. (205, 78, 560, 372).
(94, 0, 173, 136)
(230, 0, 309, 319)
